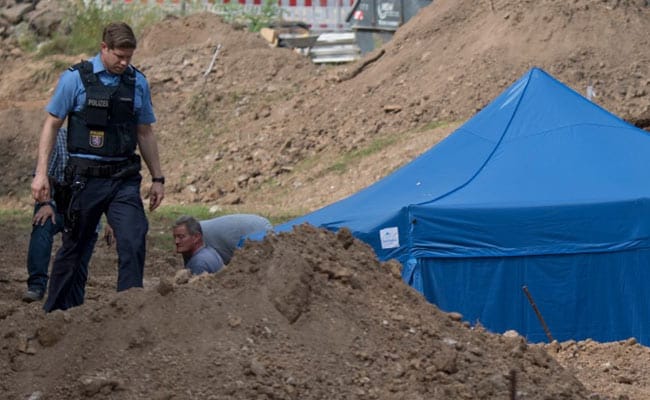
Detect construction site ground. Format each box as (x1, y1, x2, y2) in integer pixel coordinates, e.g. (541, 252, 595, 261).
(2, 1, 650, 398)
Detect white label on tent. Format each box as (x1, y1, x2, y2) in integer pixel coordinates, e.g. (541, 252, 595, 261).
(380, 227, 399, 249)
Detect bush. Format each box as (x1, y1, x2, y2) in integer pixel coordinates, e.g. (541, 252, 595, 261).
(210, 0, 284, 32)
(37, 0, 167, 56)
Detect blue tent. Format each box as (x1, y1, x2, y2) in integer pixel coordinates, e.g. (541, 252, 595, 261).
(273, 67, 650, 344)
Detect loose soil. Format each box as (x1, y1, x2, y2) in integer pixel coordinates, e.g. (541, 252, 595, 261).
(2, 1, 650, 399)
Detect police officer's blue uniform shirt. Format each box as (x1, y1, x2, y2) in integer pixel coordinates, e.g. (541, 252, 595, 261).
(46, 53, 156, 127)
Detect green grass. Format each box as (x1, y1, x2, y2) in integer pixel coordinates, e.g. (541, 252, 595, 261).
(325, 135, 399, 175)
(0, 208, 32, 230)
(417, 120, 451, 132)
(15, 23, 39, 52)
(0, 205, 224, 250)
(148, 204, 219, 226)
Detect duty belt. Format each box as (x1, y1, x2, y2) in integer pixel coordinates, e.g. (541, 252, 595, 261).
(68, 155, 141, 178)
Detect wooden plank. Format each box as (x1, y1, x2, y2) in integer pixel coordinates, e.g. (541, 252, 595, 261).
(260, 28, 278, 46)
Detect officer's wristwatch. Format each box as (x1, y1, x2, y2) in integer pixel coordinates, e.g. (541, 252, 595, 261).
(152, 176, 165, 185)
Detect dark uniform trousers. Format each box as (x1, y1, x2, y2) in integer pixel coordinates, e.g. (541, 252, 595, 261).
(44, 173, 148, 312)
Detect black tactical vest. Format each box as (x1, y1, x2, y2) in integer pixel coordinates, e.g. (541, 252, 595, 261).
(67, 61, 137, 158)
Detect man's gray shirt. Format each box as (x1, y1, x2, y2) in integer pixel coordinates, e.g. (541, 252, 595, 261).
(200, 214, 272, 264)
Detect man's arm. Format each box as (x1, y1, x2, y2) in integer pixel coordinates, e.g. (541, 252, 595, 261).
(31, 114, 64, 203)
(137, 123, 164, 211)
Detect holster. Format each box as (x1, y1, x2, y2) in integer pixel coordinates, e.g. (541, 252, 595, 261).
(51, 176, 71, 217)
(58, 166, 86, 234)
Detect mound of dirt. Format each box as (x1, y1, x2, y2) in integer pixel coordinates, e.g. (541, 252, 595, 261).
(1, 225, 592, 399)
(367, 0, 650, 123)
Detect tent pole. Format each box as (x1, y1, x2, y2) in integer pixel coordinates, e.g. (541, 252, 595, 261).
(522, 285, 555, 343)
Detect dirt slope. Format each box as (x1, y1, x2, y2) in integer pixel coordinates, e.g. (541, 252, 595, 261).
(3, 1, 649, 213)
(2, 1, 650, 399)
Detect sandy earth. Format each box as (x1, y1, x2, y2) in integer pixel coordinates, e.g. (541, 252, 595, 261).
(2, 0, 650, 399)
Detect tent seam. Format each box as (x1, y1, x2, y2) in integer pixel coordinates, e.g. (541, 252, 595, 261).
(418, 69, 536, 206)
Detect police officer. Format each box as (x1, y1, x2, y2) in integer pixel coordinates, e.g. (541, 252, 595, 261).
(31, 22, 165, 312)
